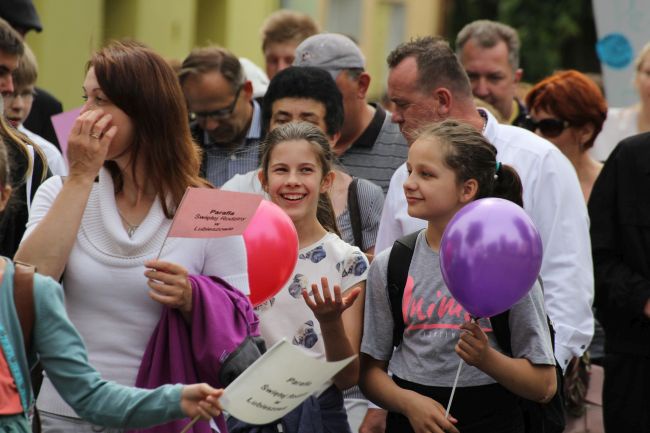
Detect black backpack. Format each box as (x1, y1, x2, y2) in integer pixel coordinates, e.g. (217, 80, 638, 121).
(386, 232, 566, 433)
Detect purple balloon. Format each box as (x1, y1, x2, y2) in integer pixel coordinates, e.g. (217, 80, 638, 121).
(439, 198, 543, 318)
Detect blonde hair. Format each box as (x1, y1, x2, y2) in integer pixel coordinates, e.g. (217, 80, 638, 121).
(0, 116, 48, 186)
(14, 42, 38, 88)
(0, 135, 9, 189)
(635, 42, 650, 71)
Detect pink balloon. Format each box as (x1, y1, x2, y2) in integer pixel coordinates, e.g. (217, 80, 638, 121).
(439, 198, 543, 318)
(244, 200, 298, 307)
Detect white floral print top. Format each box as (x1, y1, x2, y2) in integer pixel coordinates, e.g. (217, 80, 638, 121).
(256, 232, 369, 362)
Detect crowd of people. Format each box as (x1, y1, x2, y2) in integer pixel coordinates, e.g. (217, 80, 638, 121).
(0, 4, 649, 433)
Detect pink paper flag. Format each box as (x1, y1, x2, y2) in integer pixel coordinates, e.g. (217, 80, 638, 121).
(168, 188, 263, 238)
(51, 107, 82, 161)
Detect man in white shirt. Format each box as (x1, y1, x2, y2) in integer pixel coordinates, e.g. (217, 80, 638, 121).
(376, 36, 594, 374)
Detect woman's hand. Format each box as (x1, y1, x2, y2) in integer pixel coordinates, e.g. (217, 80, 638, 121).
(455, 320, 491, 368)
(403, 392, 459, 433)
(144, 260, 192, 315)
(179, 384, 224, 420)
(67, 109, 116, 182)
(302, 277, 360, 324)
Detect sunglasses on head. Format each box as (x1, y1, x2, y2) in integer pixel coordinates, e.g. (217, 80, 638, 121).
(523, 116, 570, 138)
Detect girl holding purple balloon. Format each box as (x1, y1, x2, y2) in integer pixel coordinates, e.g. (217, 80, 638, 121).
(359, 119, 556, 433)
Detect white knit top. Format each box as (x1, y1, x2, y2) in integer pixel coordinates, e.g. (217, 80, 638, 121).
(23, 168, 250, 418)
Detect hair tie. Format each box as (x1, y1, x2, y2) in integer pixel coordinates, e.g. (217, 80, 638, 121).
(494, 161, 502, 179)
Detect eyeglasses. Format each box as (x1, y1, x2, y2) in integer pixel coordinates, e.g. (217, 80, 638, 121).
(189, 86, 242, 122)
(523, 116, 570, 138)
(2, 89, 36, 102)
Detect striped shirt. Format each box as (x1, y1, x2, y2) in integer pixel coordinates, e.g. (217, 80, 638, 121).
(198, 100, 263, 187)
(336, 105, 408, 193)
(336, 177, 384, 251)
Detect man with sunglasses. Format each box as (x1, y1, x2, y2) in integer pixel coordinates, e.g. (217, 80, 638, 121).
(374, 38, 593, 418)
(180, 46, 263, 187)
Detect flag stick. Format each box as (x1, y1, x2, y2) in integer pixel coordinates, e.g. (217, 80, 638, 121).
(179, 415, 200, 433)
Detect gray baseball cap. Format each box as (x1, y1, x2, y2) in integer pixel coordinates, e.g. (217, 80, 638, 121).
(293, 33, 365, 79)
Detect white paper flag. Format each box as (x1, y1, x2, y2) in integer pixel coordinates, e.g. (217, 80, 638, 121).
(220, 339, 355, 425)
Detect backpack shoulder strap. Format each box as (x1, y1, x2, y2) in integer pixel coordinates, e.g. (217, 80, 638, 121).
(387, 231, 420, 347)
(347, 177, 363, 249)
(490, 276, 548, 357)
(13, 261, 36, 352)
(490, 309, 512, 355)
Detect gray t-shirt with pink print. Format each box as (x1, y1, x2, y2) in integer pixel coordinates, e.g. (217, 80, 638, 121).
(361, 230, 555, 387)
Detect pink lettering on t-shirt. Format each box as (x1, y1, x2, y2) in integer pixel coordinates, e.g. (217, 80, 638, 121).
(402, 275, 414, 324)
(403, 283, 492, 334)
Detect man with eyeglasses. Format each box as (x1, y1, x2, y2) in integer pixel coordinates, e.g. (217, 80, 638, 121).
(370, 38, 593, 432)
(179, 46, 263, 187)
(456, 20, 528, 127)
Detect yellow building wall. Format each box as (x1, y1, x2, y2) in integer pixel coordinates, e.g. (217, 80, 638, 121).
(25, 0, 442, 110)
(194, 0, 227, 48)
(209, 0, 278, 65)
(359, 0, 444, 100)
(104, 0, 198, 61)
(26, 0, 105, 110)
(405, 0, 444, 39)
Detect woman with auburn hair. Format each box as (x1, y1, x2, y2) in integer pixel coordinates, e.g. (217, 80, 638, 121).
(591, 42, 650, 161)
(526, 70, 607, 433)
(525, 69, 607, 201)
(15, 40, 249, 432)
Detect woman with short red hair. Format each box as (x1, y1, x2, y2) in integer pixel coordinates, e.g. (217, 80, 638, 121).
(525, 70, 607, 201)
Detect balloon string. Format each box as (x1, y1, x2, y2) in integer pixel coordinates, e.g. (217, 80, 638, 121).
(445, 358, 463, 419)
(445, 316, 476, 419)
(179, 415, 200, 433)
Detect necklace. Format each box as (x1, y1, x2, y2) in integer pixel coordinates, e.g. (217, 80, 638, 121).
(117, 209, 139, 238)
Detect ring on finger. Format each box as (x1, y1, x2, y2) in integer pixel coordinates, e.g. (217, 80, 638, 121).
(89, 131, 101, 139)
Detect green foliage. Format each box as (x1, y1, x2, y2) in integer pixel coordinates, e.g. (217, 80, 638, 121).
(446, 0, 600, 84)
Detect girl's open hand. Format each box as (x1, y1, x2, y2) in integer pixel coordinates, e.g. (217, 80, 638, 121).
(67, 109, 116, 181)
(180, 384, 224, 420)
(455, 320, 491, 368)
(144, 260, 192, 314)
(404, 391, 459, 433)
(302, 277, 360, 324)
